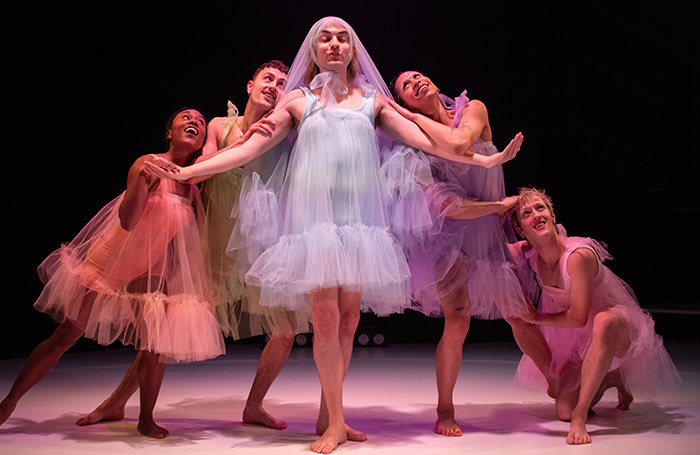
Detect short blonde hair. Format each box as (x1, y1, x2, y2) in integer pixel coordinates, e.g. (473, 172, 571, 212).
(511, 186, 555, 230)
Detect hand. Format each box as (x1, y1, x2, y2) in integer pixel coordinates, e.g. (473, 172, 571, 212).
(231, 110, 277, 147)
(387, 97, 418, 122)
(497, 195, 519, 215)
(489, 132, 524, 167)
(143, 155, 188, 182)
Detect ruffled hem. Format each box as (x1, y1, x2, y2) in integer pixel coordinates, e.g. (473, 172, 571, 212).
(245, 221, 411, 316)
(34, 249, 224, 363)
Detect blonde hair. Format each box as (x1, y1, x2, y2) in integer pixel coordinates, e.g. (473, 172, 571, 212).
(510, 186, 555, 230)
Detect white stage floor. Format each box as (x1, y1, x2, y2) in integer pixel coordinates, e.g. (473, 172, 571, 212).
(1, 341, 698, 454)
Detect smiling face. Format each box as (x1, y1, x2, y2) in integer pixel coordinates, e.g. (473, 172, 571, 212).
(248, 67, 287, 109)
(514, 193, 557, 243)
(166, 109, 206, 151)
(314, 22, 353, 72)
(393, 71, 439, 112)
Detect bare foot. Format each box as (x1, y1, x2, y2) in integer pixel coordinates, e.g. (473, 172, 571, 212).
(435, 410, 463, 437)
(316, 417, 367, 442)
(0, 400, 16, 426)
(242, 404, 287, 430)
(137, 417, 169, 439)
(311, 424, 347, 454)
(616, 386, 634, 410)
(566, 413, 591, 445)
(76, 402, 126, 426)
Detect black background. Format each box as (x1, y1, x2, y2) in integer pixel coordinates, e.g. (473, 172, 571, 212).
(5, 1, 698, 358)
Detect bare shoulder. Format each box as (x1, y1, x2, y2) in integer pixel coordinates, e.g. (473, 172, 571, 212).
(207, 116, 228, 132)
(567, 247, 598, 277)
(461, 98, 488, 118)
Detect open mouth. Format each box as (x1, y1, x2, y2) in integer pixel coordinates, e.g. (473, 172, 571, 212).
(184, 126, 198, 136)
(532, 218, 547, 230)
(415, 83, 428, 96)
(262, 90, 277, 103)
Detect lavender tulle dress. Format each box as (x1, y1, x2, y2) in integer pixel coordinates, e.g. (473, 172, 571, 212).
(513, 230, 680, 396)
(235, 87, 412, 316)
(400, 92, 531, 319)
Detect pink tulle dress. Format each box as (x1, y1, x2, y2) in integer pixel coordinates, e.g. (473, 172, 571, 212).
(403, 91, 530, 319)
(513, 230, 680, 396)
(34, 178, 225, 363)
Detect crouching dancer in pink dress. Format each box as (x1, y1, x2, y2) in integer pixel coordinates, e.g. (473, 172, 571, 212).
(0, 108, 225, 438)
(509, 187, 680, 445)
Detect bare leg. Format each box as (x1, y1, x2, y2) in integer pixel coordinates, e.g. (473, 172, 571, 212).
(315, 289, 366, 442)
(242, 334, 294, 430)
(76, 351, 141, 425)
(567, 311, 630, 445)
(434, 298, 470, 437)
(507, 317, 556, 398)
(308, 287, 348, 454)
(1, 318, 86, 425)
(136, 350, 168, 439)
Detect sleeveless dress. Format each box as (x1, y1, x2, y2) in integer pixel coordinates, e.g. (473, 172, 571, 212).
(34, 178, 225, 363)
(404, 92, 529, 319)
(201, 104, 311, 339)
(241, 88, 411, 315)
(513, 231, 680, 396)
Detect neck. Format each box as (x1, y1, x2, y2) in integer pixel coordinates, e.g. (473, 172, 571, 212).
(240, 100, 270, 133)
(165, 144, 196, 166)
(421, 95, 452, 125)
(530, 231, 564, 267)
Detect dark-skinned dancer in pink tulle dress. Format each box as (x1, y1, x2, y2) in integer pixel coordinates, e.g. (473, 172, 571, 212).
(0, 109, 225, 438)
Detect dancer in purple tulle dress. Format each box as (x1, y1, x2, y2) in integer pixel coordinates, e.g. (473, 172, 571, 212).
(509, 187, 680, 445)
(390, 70, 552, 436)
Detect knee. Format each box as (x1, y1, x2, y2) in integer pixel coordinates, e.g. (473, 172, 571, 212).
(49, 323, 83, 351)
(592, 312, 621, 341)
(442, 312, 470, 340)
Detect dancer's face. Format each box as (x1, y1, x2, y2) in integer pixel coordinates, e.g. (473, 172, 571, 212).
(248, 67, 287, 109)
(515, 196, 557, 242)
(394, 71, 439, 111)
(168, 109, 206, 150)
(315, 22, 352, 71)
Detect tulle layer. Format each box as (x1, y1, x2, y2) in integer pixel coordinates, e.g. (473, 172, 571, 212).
(246, 221, 411, 316)
(202, 169, 311, 339)
(34, 189, 225, 363)
(379, 144, 435, 255)
(232, 88, 411, 316)
(514, 236, 681, 396)
(400, 140, 526, 319)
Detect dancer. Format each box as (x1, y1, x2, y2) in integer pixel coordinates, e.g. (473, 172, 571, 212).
(0, 108, 225, 438)
(146, 17, 521, 453)
(76, 60, 311, 431)
(509, 187, 680, 444)
(389, 70, 552, 436)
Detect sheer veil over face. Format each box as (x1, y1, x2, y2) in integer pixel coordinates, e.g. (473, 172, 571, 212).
(282, 16, 391, 99)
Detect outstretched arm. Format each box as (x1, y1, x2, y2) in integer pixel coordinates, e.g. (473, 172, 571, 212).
(389, 97, 488, 155)
(146, 100, 298, 182)
(376, 95, 521, 168)
(444, 195, 518, 220)
(523, 248, 598, 328)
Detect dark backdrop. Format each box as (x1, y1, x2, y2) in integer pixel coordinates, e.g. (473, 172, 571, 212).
(5, 1, 698, 359)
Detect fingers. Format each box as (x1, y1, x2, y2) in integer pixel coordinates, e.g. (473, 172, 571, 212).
(143, 160, 181, 180)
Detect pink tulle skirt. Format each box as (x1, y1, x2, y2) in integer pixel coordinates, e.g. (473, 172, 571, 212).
(34, 187, 225, 363)
(514, 237, 680, 396)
